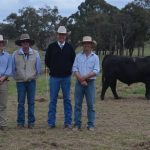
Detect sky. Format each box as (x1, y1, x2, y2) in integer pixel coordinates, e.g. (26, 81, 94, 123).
(0, 0, 133, 22)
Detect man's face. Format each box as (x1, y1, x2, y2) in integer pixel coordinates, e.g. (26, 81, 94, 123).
(82, 42, 92, 52)
(21, 40, 30, 50)
(0, 41, 4, 51)
(57, 33, 66, 43)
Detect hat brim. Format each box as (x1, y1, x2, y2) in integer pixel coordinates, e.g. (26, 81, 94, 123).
(81, 41, 95, 45)
(56, 31, 71, 35)
(78, 40, 97, 47)
(15, 39, 35, 46)
(0, 40, 7, 46)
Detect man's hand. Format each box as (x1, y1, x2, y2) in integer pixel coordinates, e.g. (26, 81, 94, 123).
(0, 76, 7, 82)
(77, 76, 86, 83)
(81, 81, 88, 86)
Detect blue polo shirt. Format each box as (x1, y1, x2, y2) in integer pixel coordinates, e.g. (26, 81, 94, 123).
(0, 50, 12, 77)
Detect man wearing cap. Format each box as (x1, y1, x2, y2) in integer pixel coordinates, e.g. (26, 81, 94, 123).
(72, 36, 100, 131)
(45, 26, 75, 129)
(0, 35, 12, 131)
(12, 34, 41, 129)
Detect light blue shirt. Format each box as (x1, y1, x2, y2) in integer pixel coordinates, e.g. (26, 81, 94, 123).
(72, 51, 100, 79)
(0, 50, 12, 77)
(12, 48, 41, 76)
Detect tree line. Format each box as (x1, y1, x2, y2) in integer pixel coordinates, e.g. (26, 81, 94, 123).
(0, 0, 150, 56)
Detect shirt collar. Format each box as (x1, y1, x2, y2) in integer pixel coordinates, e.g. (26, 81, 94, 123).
(18, 47, 33, 55)
(0, 50, 5, 55)
(57, 41, 65, 46)
(81, 51, 94, 56)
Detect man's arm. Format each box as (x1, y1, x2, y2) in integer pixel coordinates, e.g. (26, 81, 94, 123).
(45, 45, 51, 69)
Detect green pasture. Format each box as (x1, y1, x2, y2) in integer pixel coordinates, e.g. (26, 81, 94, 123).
(0, 41, 150, 150)
(1, 72, 150, 150)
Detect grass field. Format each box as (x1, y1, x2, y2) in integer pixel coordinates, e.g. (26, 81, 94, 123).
(1, 74, 150, 150)
(1, 41, 150, 150)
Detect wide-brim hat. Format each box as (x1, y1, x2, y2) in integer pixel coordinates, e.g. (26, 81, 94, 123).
(0, 35, 7, 45)
(15, 34, 35, 46)
(56, 26, 71, 35)
(81, 36, 96, 44)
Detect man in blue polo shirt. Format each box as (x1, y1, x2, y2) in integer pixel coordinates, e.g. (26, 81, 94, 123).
(72, 36, 100, 131)
(0, 35, 12, 131)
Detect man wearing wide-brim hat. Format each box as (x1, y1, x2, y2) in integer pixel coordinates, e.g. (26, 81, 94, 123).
(0, 35, 12, 131)
(12, 33, 41, 129)
(72, 36, 100, 131)
(45, 26, 75, 129)
(15, 34, 35, 46)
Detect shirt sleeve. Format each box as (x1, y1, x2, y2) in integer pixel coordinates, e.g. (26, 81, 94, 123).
(72, 56, 79, 72)
(93, 55, 100, 75)
(4, 54, 12, 77)
(45, 45, 51, 69)
(12, 52, 16, 77)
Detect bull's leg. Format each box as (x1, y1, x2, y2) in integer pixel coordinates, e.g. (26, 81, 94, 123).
(110, 80, 119, 99)
(145, 83, 150, 100)
(101, 79, 109, 100)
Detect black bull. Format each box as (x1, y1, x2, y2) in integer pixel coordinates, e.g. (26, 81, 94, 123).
(101, 55, 150, 100)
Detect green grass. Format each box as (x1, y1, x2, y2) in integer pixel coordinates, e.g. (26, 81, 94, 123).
(1, 40, 150, 150)
(1, 74, 150, 150)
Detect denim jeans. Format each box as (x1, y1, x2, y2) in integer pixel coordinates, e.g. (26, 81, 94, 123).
(48, 76, 72, 126)
(16, 80, 36, 125)
(74, 80, 96, 128)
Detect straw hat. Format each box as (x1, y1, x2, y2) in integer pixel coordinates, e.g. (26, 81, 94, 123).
(56, 26, 71, 35)
(81, 36, 96, 44)
(15, 34, 35, 46)
(0, 35, 7, 45)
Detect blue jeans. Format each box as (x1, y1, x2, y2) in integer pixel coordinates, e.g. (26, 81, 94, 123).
(48, 76, 72, 126)
(74, 80, 96, 128)
(16, 80, 36, 125)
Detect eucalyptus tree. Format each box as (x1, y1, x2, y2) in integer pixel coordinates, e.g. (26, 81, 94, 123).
(4, 6, 61, 50)
(121, 3, 149, 56)
(133, 0, 150, 8)
(0, 23, 17, 39)
(68, 0, 119, 53)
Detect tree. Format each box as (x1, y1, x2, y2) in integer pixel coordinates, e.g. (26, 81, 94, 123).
(133, 0, 150, 8)
(0, 23, 18, 39)
(68, 0, 119, 53)
(4, 6, 61, 50)
(122, 3, 149, 56)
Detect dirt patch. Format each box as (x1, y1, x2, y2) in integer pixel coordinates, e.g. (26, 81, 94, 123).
(35, 97, 47, 102)
(4, 83, 150, 150)
(50, 142, 58, 147)
(133, 141, 150, 150)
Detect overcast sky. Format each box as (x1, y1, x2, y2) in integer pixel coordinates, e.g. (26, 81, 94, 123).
(0, 0, 133, 22)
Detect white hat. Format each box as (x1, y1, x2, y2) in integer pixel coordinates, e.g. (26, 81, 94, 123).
(0, 35, 7, 45)
(57, 26, 67, 34)
(81, 36, 96, 44)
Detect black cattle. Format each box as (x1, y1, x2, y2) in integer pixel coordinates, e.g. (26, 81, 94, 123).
(101, 54, 150, 100)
